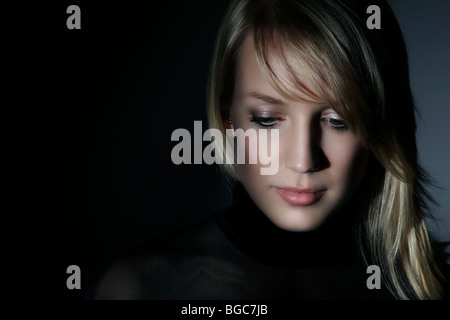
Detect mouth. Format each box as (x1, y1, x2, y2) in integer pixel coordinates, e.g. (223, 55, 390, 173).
(274, 186, 326, 206)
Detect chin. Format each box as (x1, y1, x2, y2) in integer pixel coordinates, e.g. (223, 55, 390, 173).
(266, 209, 329, 232)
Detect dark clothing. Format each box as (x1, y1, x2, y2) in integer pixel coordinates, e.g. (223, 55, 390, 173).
(87, 184, 447, 300)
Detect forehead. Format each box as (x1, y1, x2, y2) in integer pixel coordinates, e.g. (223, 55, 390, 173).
(233, 36, 280, 99)
(234, 35, 333, 105)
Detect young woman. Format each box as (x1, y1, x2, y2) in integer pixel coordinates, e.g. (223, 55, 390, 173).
(89, 0, 448, 300)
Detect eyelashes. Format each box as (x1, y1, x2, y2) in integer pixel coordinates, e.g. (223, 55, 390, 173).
(322, 117, 348, 132)
(249, 113, 349, 132)
(250, 115, 282, 128)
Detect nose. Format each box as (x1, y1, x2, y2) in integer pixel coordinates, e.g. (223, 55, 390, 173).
(284, 121, 326, 174)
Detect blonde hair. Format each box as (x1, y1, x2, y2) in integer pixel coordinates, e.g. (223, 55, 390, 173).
(207, 0, 446, 299)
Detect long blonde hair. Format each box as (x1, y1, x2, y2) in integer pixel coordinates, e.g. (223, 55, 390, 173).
(206, 0, 446, 299)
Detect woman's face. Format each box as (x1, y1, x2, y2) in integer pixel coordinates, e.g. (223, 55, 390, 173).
(229, 36, 368, 231)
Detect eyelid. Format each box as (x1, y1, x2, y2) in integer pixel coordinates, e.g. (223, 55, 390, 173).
(249, 114, 284, 129)
(249, 107, 284, 116)
(321, 115, 348, 132)
(321, 109, 343, 119)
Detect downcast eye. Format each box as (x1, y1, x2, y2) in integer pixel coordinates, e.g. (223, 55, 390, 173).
(322, 117, 348, 132)
(250, 116, 281, 128)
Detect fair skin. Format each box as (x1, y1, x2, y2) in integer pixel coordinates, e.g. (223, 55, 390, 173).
(229, 36, 368, 231)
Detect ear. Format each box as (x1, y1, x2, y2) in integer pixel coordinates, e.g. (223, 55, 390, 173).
(221, 110, 233, 130)
(222, 118, 231, 130)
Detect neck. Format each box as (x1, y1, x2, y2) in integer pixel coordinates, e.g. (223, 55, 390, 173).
(218, 182, 359, 268)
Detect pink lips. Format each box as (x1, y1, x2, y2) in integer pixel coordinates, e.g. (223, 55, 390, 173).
(274, 186, 325, 206)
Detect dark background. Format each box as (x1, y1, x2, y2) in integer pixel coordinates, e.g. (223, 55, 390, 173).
(6, 0, 231, 299)
(4, 0, 449, 299)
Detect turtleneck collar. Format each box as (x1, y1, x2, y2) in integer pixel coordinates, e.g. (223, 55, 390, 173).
(218, 182, 359, 268)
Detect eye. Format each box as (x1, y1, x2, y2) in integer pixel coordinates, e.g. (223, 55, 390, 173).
(250, 115, 282, 128)
(322, 116, 348, 132)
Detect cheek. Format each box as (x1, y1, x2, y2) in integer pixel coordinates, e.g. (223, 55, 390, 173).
(231, 110, 271, 178)
(236, 161, 269, 204)
(235, 137, 266, 180)
(236, 163, 259, 184)
(324, 135, 368, 188)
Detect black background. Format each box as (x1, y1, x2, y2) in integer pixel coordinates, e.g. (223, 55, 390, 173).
(5, 0, 231, 299)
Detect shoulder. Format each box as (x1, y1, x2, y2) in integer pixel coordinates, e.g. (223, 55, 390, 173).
(87, 212, 243, 299)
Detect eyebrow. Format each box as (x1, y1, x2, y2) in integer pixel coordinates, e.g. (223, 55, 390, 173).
(245, 92, 287, 106)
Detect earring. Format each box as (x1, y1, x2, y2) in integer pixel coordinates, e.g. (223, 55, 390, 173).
(229, 117, 232, 124)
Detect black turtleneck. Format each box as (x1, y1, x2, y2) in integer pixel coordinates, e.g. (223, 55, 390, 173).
(218, 182, 357, 269)
(88, 183, 396, 299)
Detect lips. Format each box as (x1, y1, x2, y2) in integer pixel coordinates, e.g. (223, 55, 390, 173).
(274, 186, 325, 206)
